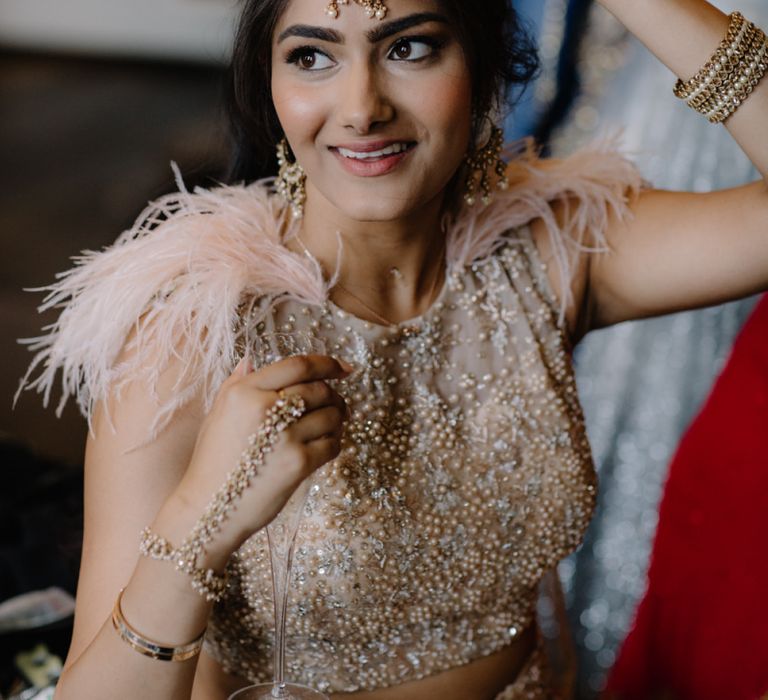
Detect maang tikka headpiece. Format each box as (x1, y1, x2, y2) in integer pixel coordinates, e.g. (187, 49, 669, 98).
(325, 0, 388, 20)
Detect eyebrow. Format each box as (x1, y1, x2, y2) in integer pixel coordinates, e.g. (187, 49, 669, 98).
(277, 12, 449, 45)
(368, 12, 449, 43)
(277, 25, 343, 44)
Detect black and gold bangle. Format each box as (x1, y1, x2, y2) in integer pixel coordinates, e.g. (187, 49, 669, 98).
(111, 589, 205, 662)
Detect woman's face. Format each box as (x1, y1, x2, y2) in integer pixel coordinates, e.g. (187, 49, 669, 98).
(271, 0, 473, 222)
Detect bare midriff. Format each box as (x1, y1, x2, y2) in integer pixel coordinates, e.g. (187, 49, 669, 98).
(193, 624, 536, 700)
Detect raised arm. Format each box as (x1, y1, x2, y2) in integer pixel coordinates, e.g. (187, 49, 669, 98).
(600, 0, 768, 178)
(582, 0, 768, 329)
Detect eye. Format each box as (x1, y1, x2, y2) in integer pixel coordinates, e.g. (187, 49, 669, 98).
(287, 47, 335, 71)
(388, 38, 436, 62)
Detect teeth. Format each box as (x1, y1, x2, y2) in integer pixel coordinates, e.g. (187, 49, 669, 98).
(337, 143, 410, 160)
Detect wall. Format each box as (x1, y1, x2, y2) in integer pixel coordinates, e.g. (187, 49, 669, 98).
(0, 0, 238, 63)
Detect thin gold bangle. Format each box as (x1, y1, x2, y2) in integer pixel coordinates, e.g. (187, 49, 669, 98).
(111, 588, 205, 662)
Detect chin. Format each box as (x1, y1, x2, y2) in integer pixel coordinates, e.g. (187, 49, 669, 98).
(305, 173, 448, 223)
(336, 197, 421, 222)
(326, 179, 447, 223)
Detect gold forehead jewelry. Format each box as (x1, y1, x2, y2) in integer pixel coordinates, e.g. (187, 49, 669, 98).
(326, 0, 388, 20)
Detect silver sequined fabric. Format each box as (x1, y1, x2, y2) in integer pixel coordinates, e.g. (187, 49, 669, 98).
(548, 1, 765, 693)
(203, 232, 596, 695)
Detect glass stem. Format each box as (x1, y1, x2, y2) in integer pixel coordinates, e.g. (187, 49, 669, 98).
(267, 483, 312, 697)
(269, 531, 295, 689)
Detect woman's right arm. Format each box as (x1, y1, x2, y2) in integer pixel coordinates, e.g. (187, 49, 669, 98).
(55, 352, 351, 700)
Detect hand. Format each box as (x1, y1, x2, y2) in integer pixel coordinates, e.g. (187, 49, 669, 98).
(170, 354, 352, 561)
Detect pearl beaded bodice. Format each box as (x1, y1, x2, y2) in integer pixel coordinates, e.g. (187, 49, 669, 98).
(204, 230, 597, 693)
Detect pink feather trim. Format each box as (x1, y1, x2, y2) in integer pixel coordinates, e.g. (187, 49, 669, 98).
(446, 139, 643, 314)
(16, 143, 641, 439)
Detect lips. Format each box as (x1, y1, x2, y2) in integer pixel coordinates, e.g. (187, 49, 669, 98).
(337, 142, 412, 160)
(330, 140, 416, 177)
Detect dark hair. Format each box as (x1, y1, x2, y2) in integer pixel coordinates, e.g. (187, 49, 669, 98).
(225, 0, 539, 183)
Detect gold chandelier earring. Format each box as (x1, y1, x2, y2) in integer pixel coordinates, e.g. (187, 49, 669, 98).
(463, 117, 509, 206)
(276, 138, 307, 219)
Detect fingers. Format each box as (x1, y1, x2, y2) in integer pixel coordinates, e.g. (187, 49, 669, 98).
(248, 354, 353, 391)
(219, 356, 252, 391)
(214, 360, 348, 440)
(287, 405, 346, 444)
(302, 435, 343, 470)
(280, 380, 348, 416)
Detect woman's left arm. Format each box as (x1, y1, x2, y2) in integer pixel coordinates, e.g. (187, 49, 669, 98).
(588, 0, 768, 328)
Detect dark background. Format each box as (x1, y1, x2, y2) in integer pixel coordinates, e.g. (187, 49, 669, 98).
(1, 51, 228, 468)
(0, 52, 229, 692)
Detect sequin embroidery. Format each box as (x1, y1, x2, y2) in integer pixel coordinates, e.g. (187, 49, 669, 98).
(204, 231, 597, 694)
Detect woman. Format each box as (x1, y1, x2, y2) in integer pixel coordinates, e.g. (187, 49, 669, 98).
(17, 0, 768, 698)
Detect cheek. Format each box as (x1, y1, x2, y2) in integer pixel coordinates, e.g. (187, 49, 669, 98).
(271, 74, 327, 145)
(407, 70, 473, 149)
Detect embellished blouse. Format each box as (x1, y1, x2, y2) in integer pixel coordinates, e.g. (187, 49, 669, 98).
(17, 143, 641, 695)
(207, 232, 597, 693)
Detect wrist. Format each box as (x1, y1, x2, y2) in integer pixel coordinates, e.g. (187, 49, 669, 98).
(122, 559, 213, 646)
(153, 488, 242, 573)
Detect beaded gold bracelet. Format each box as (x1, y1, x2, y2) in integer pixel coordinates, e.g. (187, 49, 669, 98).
(139, 392, 307, 603)
(139, 527, 229, 602)
(112, 588, 205, 662)
(701, 28, 768, 123)
(684, 21, 759, 111)
(674, 12, 748, 100)
(674, 11, 768, 124)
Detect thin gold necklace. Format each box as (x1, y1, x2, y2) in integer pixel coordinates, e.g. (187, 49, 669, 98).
(294, 233, 446, 327)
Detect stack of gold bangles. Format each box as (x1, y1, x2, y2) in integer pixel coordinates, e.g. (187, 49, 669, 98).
(674, 11, 768, 123)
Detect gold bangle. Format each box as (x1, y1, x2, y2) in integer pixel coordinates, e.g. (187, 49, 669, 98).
(674, 12, 747, 100)
(686, 22, 760, 112)
(674, 12, 768, 123)
(703, 28, 768, 123)
(111, 589, 205, 662)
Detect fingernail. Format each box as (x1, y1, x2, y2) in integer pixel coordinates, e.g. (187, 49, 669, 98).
(338, 359, 355, 373)
(237, 356, 252, 376)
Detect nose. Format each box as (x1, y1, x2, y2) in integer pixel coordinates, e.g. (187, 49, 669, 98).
(337, 61, 394, 134)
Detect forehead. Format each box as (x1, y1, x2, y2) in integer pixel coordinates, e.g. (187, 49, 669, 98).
(275, 0, 448, 35)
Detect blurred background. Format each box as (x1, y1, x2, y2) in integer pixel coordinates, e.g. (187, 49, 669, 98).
(0, 2, 237, 695)
(1, 0, 237, 467)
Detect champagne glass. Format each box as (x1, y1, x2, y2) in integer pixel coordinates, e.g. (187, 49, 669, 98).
(229, 332, 330, 700)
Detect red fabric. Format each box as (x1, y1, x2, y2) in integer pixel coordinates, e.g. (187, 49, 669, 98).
(605, 295, 768, 700)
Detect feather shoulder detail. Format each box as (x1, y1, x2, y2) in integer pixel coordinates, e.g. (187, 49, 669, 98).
(16, 171, 330, 438)
(447, 139, 643, 321)
(18, 143, 641, 438)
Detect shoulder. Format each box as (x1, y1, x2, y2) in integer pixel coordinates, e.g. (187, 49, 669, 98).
(448, 140, 643, 339)
(103, 176, 303, 295)
(17, 175, 325, 439)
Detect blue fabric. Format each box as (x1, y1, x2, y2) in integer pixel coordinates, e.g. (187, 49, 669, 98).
(506, 0, 547, 141)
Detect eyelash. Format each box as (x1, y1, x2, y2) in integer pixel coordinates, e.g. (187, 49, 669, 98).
(390, 36, 446, 62)
(285, 35, 446, 71)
